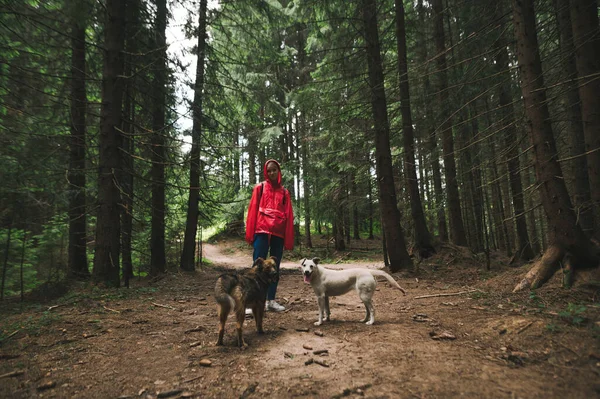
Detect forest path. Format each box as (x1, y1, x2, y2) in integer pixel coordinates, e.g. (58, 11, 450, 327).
(201, 240, 385, 270)
(0, 239, 599, 398)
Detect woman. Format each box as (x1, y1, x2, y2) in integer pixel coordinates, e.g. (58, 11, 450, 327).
(245, 159, 294, 311)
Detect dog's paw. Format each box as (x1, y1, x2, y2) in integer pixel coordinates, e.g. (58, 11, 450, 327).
(365, 320, 374, 325)
(314, 321, 323, 326)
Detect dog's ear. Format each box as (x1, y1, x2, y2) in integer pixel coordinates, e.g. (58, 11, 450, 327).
(313, 257, 320, 265)
(269, 256, 278, 263)
(253, 257, 264, 269)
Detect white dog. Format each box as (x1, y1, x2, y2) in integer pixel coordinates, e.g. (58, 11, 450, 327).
(301, 258, 406, 326)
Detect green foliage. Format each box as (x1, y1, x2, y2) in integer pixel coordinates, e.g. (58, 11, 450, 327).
(545, 323, 561, 333)
(558, 303, 587, 326)
(528, 291, 546, 309)
(0, 228, 39, 298)
(0, 311, 62, 341)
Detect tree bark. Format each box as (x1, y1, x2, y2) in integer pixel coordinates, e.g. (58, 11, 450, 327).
(570, 0, 600, 236)
(553, 0, 592, 236)
(465, 105, 485, 253)
(395, 0, 435, 258)
(68, 9, 89, 279)
(492, 14, 534, 261)
(1, 224, 11, 300)
(432, 0, 467, 247)
(512, 0, 597, 291)
(93, 0, 126, 287)
(352, 173, 360, 240)
(361, 0, 412, 271)
(181, 0, 208, 272)
(334, 184, 346, 251)
(121, 0, 139, 288)
(297, 24, 312, 248)
(248, 131, 257, 186)
(149, 0, 167, 276)
(416, 0, 447, 242)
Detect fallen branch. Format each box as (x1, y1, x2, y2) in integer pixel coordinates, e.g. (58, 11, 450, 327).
(103, 306, 120, 313)
(516, 321, 534, 334)
(47, 304, 63, 311)
(1, 330, 19, 342)
(157, 389, 183, 398)
(334, 252, 351, 264)
(152, 302, 176, 310)
(183, 375, 202, 384)
(414, 290, 479, 299)
(0, 370, 24, 379)
(184, 327, 205, 334)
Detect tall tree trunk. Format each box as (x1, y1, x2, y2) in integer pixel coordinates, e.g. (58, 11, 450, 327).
(233, 133, 240, 191)
(296, 23, 312, 249)
(302, 137, 312, 247)
(1, 223, 11, 300)
(368, 173, 374, 240)
(334, 184, 346, 251)
(344, 175, 351, 244)
(180, 0, 208, 272)
(492, 11, 534, 261)
(570, 0, 600, 236)
(431, 0, 467, 246)
(395, 0, 435, 258)
(298, 23, 312, 248)
(19, 227, 26, 301)
(465, 105, 485, 253)
(525, 163, 542, 255)
(512, 0, 597, 291)
(149, 0, 167, 276)
(121, 0, 139, 288)
(352, 173, 360, 240)
(361, 0, 412, 271)
(68, 9, 89, 279)
(490, 157, 508, 253)
(553, 0, 592, 236)
(93, 0, 126, 287)
(416, 0, 447, 242)
(248, 131, 257, 186)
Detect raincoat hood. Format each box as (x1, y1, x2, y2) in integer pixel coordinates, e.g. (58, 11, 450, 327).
(263, 159, 282, 186)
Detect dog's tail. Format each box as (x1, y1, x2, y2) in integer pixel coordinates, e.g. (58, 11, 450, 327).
(369, 270, 406, 295)
(214, 277, 237, 312)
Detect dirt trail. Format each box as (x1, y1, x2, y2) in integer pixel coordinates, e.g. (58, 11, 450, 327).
(1, 240, 599, 398)
(202, 242, 385, 270)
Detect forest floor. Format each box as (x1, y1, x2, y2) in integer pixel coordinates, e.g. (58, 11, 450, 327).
(1, 236, 600, 399)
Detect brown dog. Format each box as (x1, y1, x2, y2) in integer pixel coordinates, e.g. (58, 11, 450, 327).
(214, 257, 279, 346)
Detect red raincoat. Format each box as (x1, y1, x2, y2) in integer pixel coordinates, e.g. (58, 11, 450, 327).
(245, 160, 295, 250)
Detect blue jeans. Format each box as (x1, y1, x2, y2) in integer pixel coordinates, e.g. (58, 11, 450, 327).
(252, 233, 283, 300)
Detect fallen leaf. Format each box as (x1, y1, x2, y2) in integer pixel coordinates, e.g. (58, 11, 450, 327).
(430, 331, 456, 340)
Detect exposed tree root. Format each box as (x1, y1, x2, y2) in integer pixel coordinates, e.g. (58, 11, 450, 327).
(513, 245, 564, 292)
(513, 242, 600, 292)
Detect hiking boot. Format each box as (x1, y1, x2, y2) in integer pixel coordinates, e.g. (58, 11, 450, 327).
(266, 300, 285, 312)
